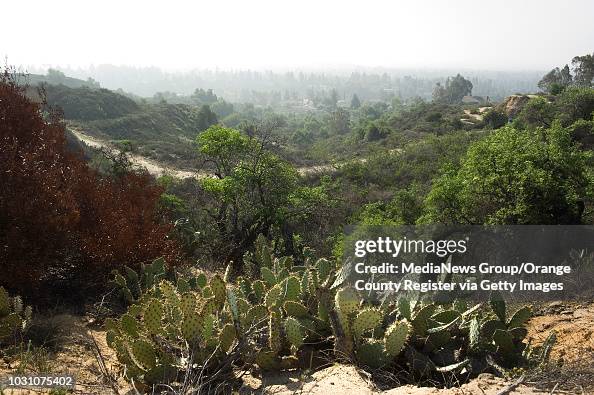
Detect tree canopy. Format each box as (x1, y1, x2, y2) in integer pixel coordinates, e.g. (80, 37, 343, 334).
(422, 123, 591, 225)
(196, 125, 328, 267)
(432, 74, 473, 104)
(538, 53, 594, 93)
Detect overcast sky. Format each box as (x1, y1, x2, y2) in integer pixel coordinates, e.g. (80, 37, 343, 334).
(3, 0, 593, 71)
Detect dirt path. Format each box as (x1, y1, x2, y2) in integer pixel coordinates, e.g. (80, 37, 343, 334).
(70, 128, 326, 179)
(69, 128, 401, 179)
(462, 106, 491, 122)
(0, 315, 128, 395)
(69, 128, 208, 179)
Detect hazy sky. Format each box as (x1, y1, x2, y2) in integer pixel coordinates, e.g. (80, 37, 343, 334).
(3, 0, 593, 71)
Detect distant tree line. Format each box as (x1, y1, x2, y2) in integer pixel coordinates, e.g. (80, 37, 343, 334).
(538, 53, 594, 94)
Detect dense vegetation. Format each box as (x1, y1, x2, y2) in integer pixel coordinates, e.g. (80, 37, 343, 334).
(2, 52, 594, 393)
(43, 83, 140, 120)
(99, 239, 554, 393)
(0, 70, 180, 302)
(10, 53, 594, 296)
(34, 56, 594, 265)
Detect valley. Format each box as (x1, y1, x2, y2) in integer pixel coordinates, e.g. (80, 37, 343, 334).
(2, 3, 594, 392)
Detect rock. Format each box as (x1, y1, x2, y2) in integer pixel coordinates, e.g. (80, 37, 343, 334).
(497, 95, 530, 119)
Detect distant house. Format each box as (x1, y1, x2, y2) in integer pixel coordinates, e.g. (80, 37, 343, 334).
(461, 95, 486, 105)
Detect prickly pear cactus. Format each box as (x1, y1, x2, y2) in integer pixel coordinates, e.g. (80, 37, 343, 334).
(104, 240, 553, 389)
(353, 308, 382, 338)
(111, 257, 168, 304)
(479, 293, 535, 368)
(284, 317, 305, 349)
(0, 287, 31, 345)
(106, 276, 238, 391)
(384, 320, 411, 357)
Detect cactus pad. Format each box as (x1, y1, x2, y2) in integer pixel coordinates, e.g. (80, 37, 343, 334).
(255, 349, 279, 370)
(219, 323, 236, 353)
(411, 304, 437, 336)
(246, 305, 269, 327)
(200, 298, 217, 317)
(493, 329, 515, 355)
(269, 311, 283, 354)
(143, 299, 163, 335)
(195, 272, 208, 289)
(284, 317, 305, 349)
(384, 320, 411, 357)
(261, 267, 276, 287)
(335, 287, 359, 316)
(181, 313, 202, 342)
(315, 258, 332, 283)
(180, 292, 197, 317)
(265, 284, 282, 308)
(353, 308, 382, 338)
(283, 301, 309, 318)
(357, 340, 388, 369)
(120, 314, 139, 338)
(130, 339, 157, 370)
(252, 280, 266, 301)
(282, 276, 302, 301)
(507, 306, 531, 329)
(210, 275, 227, 306)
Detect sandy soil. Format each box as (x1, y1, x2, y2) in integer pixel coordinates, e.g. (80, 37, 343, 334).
(3, 303, 593, 394)
(527, 302, 594, 364)
(0, 316, 128, 394)
(251, 365, 546, 395)
(461, 107, 491, 122)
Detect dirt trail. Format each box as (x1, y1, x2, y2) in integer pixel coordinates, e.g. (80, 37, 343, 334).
(462, 106, 491, 122)
(69, 128, 402, 179)
(69, 128, 208, 179)
(0, 315, 128, 395)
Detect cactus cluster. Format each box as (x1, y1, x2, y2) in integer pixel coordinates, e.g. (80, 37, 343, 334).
(106, 236, 555, 391)
(329, 286, 552, 378)
(0, 287, 31, 346)
(112, 258, 167, 304)
(112, 258, 208, 305)
(470, 292, 545, 368)
(106, 238, 335, 391)
(238, 236, 336, 370)
(106, 273, 242, 392)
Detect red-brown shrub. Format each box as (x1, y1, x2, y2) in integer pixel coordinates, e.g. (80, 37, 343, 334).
(0, 69, 181, 303)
